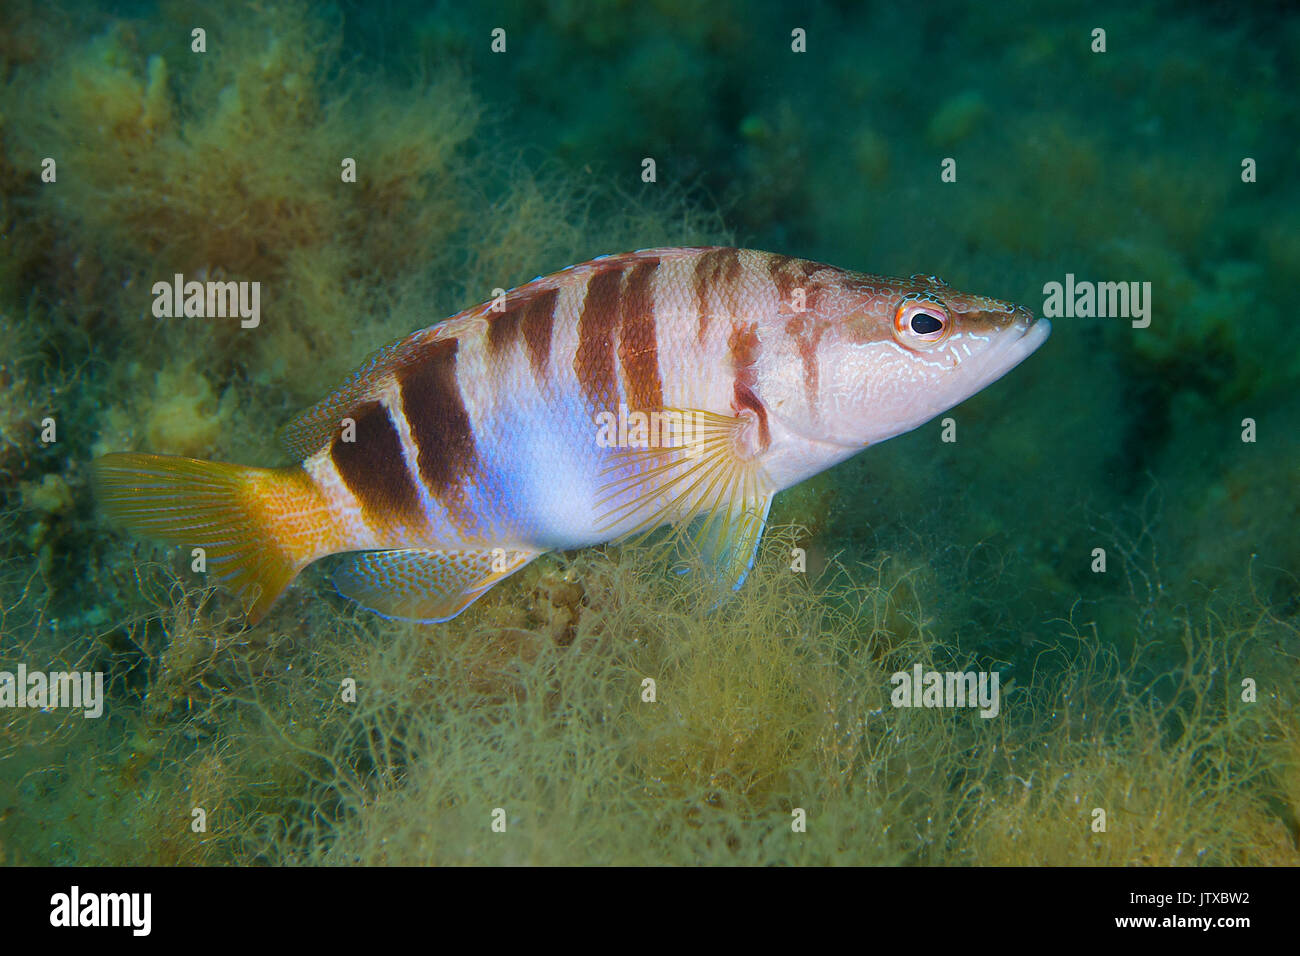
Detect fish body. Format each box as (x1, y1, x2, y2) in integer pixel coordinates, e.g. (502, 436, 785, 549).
(95, 247, 1050, 622)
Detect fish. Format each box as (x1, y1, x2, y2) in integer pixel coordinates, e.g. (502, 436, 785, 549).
(93, 247, 1051, 624)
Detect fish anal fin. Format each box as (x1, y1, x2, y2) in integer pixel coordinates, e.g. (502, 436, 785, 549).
(332, 548, 539, 623)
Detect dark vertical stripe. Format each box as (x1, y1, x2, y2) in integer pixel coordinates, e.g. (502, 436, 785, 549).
(785, 313, 828, 409)
(486, 303, 523, 356)
(521, 287, 558, 380)
(768, 253, 799, 312)
(728, 321, 770, 450)
(798, 259, 832, 315)
(398, 338, 478, 527)
(575, 266, 624, 410)
(721, 248, 742, 286)
(331, 401, 424, 527)
(693, 248, 732, 342)
(487, 287, 559, 383)
(728, 321, 760, 393)
(617, 260, 662, 413)
(769, 254, 836, 316)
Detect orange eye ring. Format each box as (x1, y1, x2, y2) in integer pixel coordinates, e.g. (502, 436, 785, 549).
(893, 298, 951, 347)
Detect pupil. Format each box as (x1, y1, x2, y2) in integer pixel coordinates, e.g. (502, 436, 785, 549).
(911, 312, 943, 335)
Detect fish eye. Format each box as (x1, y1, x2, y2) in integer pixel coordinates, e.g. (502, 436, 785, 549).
(911, 312, 943, 335)
(893, 298, 950, 347)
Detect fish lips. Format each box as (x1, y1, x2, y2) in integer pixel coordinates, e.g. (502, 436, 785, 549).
(974, 316, 1052, 392)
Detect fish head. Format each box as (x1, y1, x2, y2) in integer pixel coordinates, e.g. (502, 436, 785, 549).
(763, 272, 1051, 453)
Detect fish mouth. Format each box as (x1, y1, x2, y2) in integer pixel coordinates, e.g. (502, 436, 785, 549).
(962, 314, 1051, 396)
(1007, 314, 1051, 362)
(1020, 316, 1052, 349)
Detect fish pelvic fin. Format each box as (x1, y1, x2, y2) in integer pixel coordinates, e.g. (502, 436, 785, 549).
(331, 547, 540, 623)
(689, 487, 774, 592)
(92, 453, 337, 623)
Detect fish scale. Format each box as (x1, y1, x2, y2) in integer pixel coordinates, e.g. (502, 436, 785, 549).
(93, 246, 1050, 623)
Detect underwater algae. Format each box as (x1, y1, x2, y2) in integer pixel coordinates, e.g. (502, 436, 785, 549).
(1, 0, 1298, 868)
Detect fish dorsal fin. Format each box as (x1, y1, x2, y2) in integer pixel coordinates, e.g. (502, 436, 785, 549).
(278, 327, 453, 460)
(332, 547, 539, 623)
(594, 406, 775, 590)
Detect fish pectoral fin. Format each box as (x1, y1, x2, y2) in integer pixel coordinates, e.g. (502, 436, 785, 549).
(689, 488, 775, 592)
(594, 406, 774, 589)
(332, 547, 539, 623)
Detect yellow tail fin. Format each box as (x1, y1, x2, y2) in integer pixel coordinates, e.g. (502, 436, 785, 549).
(92, 453, 334, 623)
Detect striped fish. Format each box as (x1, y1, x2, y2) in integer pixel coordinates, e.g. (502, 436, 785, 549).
(94, 247, 1050, 623)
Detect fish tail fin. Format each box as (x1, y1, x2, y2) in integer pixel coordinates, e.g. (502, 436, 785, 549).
(92, 453, 335, 623)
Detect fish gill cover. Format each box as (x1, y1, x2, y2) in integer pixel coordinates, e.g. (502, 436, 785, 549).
(0, 0, 1296, 868)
